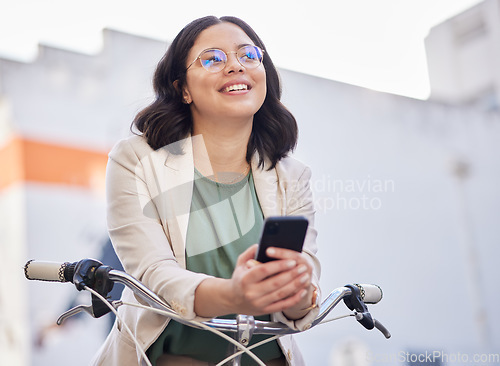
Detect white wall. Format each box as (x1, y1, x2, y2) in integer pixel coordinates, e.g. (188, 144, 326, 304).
(280, 69, 500, 364)
(426, 0, 500, 109)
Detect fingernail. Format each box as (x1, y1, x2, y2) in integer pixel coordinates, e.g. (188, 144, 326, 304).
(300, 274, 310, 283)
(300, 289, 308, 298)
(297, 264, 307, 274)
(267, 248, 276, 256)
(287, 260, 297, 268)
(246, 259, 259, 268)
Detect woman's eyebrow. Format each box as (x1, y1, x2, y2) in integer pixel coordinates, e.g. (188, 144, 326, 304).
(200, 43, 254, 52)
(217, 43, 254, 50)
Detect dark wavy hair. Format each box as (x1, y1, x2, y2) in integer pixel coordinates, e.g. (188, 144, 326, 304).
(133, 16, 298, 169)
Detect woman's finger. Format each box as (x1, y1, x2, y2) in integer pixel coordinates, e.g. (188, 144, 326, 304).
(236, 244, 258, 266)
(244, 258, 299, 283)
(260, 288, 308, 315)
(242, 261, 311, 305)
(265, 247, 307, 261)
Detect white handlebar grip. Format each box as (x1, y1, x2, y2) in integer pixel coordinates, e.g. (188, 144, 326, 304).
(24, 260, 71, 282)
(356, 284, 383, 304)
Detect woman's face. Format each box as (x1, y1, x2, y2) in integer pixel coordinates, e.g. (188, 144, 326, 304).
(183, 22, 267, 125)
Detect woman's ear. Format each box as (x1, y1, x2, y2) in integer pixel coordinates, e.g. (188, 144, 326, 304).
(182, 89, 192, 105)
(173, 80, 192, 105)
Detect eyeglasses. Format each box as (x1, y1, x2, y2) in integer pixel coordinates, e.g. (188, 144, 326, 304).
(186, 45, 264, 73)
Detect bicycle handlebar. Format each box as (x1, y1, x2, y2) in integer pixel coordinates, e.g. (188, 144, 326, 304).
(24, 260, 382, 303)
(24, 259, 391, 339)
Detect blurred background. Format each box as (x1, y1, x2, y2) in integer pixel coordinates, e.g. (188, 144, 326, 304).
(1, 0, 499, 365)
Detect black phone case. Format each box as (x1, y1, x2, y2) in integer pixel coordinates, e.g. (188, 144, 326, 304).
(255, 216, 309, 262)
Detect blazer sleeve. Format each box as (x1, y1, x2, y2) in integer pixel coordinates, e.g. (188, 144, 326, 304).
(272, 160, 322, 331)
(106, 137, 212, 320)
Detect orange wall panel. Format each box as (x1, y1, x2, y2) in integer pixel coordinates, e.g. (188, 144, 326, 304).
(0, 137, 108, 190)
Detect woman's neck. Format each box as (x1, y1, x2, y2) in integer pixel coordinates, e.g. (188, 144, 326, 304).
(192, 117, 252, 178)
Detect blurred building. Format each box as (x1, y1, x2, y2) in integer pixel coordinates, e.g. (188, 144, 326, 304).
(425, 0, 500, 110)
(0, 30, 166, 365)
(1, 1, 499, 365)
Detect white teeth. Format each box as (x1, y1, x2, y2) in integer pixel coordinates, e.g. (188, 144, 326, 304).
(223, 84, 248, 92)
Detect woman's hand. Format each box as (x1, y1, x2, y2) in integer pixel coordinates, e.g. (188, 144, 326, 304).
(228, 244, 315, 318)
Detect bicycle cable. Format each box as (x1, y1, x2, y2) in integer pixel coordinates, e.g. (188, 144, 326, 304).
(84, 286, 154, 366)
(86, 285, 357, 366)
(120, 301, 267, 366)
(215, 313, 354, 366)
(319, 313, 355, 324)
(215, 335, 279, 366)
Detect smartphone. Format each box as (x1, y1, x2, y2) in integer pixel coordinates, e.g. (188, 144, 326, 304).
(255, 216, 309, 263)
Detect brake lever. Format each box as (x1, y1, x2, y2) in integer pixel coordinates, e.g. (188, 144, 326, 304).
(374, 318, 391, 339)
(57, 304, 94, 325)
(353, 312, 391, 339)
(56, 293, 113, 325)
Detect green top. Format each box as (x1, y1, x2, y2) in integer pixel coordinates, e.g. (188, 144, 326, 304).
(147, 169, 283, 365)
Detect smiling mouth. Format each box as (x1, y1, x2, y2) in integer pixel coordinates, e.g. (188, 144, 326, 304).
(220, 84, 250, 93)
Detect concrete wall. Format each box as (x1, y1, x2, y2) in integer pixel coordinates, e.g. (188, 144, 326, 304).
(425, 0, 500, 110)
(281, 69, 500, 364)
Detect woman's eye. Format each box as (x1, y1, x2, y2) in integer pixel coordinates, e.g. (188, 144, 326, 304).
(202, 51, 224, 64)
(244, 52, 257, 60)
(201, 57, 222, 68)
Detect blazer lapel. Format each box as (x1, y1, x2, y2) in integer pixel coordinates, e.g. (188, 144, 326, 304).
(159, 136, 197, 268)
(251, 154, 282, 218)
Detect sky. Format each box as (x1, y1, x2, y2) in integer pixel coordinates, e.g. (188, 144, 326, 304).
(0, 0, 485, 100)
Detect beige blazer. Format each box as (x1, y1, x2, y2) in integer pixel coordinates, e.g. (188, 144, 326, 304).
(91, 135, 321, 366)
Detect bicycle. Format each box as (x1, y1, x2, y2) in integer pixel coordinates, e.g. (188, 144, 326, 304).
(24, 258, 391, 366)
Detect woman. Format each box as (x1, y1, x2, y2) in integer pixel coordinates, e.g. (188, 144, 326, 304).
(92, 16, 321, 366)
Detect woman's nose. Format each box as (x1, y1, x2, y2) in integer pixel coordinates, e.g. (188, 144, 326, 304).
(224, 52, 244, 74)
